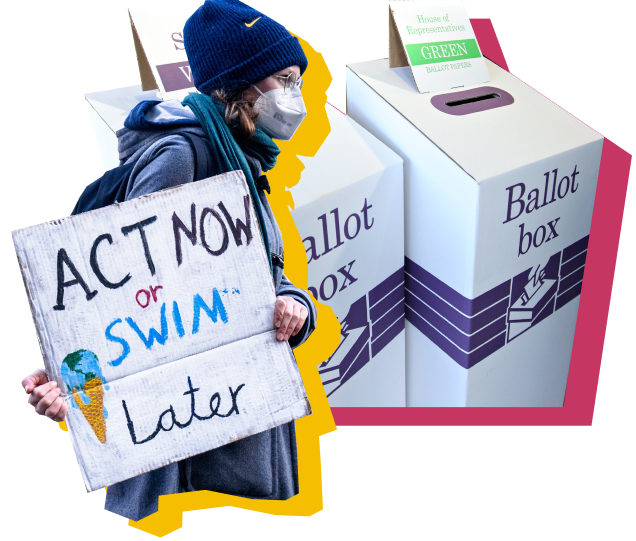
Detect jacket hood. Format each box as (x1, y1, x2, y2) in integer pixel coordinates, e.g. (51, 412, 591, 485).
(117, 99, 205, 164)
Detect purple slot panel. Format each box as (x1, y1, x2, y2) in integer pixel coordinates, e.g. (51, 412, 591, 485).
(370, 283, 405, 322)
(405, 258, 510, 315)
(555, 281, 583, 311)
(558, 266, 585, 295)
(371, 316, 405, 357)
(406, 290, 507, 352)
(369, 267, 405, 307)
(371, 302, 404, 339)
(406, 307, 507, 369)
(430, 86, 514, 116)
(155, 61, 195, 92)
(562, 235, 589, 263)
(560, 252, 587, 278)
(406, 274, 509, 334)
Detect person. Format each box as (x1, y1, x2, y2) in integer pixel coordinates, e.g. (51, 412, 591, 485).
(21, 0, 316, 521)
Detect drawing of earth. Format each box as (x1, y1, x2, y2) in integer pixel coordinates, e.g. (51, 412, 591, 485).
(61, 350, 108, 444)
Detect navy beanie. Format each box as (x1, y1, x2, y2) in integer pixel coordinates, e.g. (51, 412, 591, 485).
(184, 0, 308, 95)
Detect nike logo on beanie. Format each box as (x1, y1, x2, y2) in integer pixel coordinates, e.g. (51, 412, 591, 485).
(245, 17, 261, 27)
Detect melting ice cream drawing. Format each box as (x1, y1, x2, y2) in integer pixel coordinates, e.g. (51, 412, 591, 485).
(61, 350, 108, 444)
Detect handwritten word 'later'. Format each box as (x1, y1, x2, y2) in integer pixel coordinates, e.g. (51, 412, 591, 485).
(122, 377, 245, 445)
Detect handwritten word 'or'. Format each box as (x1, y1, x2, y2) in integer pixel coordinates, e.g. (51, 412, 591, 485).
(121, 377, 245, 445)
(136, 285, 163, 308)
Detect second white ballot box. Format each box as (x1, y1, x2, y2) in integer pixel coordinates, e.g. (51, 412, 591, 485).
(346, 58, 603, 407)
(291, 105, 405, 407)
(85, 85, 159, 170)
(84, 90, 407, 407)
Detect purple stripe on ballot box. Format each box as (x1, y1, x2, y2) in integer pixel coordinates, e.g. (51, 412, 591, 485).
(372, 301, 404, 339)
(555, 281, 583, 311)
(558, 266, 585, 295)
(155, 61, 195, 93)
(338, 325, 370, 379)
(560, 251, 587, 278)
(407, 290, 507, 352)
(562, 235, 589, 263)
(406, 273, 508, 334)
(339, 326, 371, 386)
(319, 267, 406, 397)
(371, 315, 405, 357)
(370, 283, 404, 322)
(407, 233, 590, 369)
(405, 258, 510, 316)
(369, 267, 405, 307)
(406, 306, 507, 369)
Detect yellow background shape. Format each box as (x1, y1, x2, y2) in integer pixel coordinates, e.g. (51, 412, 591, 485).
(60, 34, 341, 537)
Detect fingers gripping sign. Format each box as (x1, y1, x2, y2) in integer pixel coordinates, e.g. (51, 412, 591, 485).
(22, 368, 68, 422)
(274, 296, 308, 341)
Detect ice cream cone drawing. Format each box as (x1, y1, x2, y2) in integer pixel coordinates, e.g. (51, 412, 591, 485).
(61, 350, 108, 444)
(71, 377, 106, 443)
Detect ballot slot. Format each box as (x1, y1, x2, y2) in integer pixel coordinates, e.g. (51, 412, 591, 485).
(446, 92, 500, 106)
(430, 86, 514, 115)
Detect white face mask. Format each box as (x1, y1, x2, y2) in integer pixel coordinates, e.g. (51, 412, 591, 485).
(252, 85, 307, 141)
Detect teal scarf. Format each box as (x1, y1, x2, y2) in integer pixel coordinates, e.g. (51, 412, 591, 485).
(182, 93, 280, 273)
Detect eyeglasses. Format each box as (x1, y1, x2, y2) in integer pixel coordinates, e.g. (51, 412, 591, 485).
(271, 72, 303, 94)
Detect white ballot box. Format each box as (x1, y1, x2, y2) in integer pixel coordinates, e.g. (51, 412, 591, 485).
(291, 105, 405, 407)
(85, 85, 156, 170)
(346, 58, 603, 407)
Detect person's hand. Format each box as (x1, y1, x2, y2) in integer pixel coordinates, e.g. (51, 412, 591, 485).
(274, 296, 308, 341)
(22, 369, 68, 422)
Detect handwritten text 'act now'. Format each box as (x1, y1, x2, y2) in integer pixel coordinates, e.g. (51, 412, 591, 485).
(52, 196, 254, 311)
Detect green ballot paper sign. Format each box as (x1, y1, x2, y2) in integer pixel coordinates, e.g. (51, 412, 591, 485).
(389, 0, 490, 93)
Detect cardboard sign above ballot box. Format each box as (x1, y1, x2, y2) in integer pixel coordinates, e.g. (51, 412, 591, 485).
(13, 171, 310, 490)
(129, 6, 196, 100)
(389, 0, 490, 93)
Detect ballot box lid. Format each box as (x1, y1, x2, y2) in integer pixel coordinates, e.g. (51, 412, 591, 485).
(85, 85, 159, 134)
(346, 58, 603, 183)
(291, 105, 403, 209)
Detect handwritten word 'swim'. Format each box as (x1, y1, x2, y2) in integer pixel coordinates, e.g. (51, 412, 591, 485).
(53, 196, 253, 311)
(122, 376, 245, 444)
(105, 289, 229, 367)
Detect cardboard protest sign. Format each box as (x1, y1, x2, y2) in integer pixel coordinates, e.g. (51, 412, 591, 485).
(129, 6, 197, 101)
(13, 171, 310, 490)
(389, 0, 490, 93)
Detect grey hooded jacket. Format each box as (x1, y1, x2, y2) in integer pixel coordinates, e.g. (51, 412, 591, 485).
(104, 100, 315, 521)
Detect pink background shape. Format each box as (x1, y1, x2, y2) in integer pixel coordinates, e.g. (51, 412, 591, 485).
(331, 19, 632, 426)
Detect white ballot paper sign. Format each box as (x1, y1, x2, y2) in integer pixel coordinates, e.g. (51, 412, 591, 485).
(389, 0, 490, 93)
(12, 171, 310, 491)
(129, 6, 196, 101)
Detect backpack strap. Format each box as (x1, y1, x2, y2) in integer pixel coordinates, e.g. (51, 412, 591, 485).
(178, 132, 213, 181)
